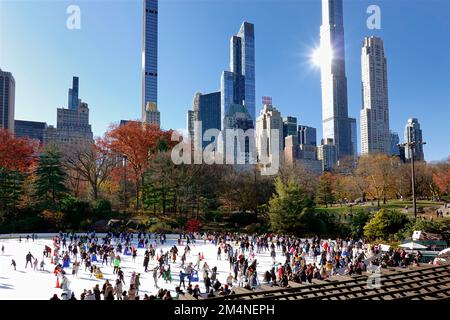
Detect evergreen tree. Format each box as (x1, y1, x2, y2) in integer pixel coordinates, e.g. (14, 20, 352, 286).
(268, 177, 315, 235)
(35, 146, 67, 207)
(0, 168, 25, 216)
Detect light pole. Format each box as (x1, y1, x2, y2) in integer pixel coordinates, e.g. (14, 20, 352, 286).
(398, 141, 426, 219)
(123, 155, 128, 209)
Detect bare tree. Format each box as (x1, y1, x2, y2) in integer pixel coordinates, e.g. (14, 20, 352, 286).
(64, 141, 116, 200)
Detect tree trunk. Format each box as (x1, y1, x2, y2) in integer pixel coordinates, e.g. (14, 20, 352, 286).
(135, 179, 140, 211)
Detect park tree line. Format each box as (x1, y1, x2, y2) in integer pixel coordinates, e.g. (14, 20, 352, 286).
(0, 125, 449, 240)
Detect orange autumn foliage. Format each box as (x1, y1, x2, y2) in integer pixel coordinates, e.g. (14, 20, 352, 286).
(0, 129, 39, 172)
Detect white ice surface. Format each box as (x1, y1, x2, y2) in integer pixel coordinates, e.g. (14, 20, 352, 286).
(0, 234, 306, 300)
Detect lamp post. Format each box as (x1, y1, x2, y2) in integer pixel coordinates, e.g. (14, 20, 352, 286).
(398, 141, 426, 219)
(123, 155, 128, 209)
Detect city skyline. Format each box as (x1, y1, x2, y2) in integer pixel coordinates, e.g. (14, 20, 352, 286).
(1, 0, 449, 161)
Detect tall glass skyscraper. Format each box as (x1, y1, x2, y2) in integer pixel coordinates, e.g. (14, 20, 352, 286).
(221, 21, 255, 129)
(319, 0, 353, 159)
(142, 0, 159, 125)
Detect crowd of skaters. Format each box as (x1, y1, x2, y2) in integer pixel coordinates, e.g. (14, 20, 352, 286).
(1, 231, 426, 300)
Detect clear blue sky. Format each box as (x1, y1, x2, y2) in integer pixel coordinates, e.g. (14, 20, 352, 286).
(1, 0, 449, 161)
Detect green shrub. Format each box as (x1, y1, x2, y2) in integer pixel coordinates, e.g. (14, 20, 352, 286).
(175, 215, 188, 228)
(94, 199, 112, 219)
(244, 223, 268, 234)
(148, 222, 173, 234)
(364, 209, 409, 241)
(396, 219, 447, 241)
(80, 219, 93, 230)
(348, 210, 372, 238)
(204, 211, 223, 223)
(230, 211, 257, 226)
(60, 196, 91, 228)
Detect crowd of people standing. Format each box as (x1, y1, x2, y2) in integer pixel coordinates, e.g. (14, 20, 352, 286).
(1, 231, 427, 300)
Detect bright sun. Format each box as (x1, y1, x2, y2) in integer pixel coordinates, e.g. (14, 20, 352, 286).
(311, 46, 333, 68)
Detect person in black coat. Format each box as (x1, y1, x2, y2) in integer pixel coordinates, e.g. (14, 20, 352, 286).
(204, 273, 211, 293)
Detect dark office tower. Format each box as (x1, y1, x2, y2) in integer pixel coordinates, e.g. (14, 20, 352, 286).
(187, 91, 221, 148)
(68, 76, 79, 110)
(0, 69, 15, 133)
(319, 0, 353, 159)
(282, 116, 297, 148)
(298, 125, 317, 146)
(14, 120, 47, 143)
(142, 0, 159, 126)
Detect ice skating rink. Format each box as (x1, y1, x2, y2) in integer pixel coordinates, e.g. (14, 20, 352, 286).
(0, 234, 301, 300)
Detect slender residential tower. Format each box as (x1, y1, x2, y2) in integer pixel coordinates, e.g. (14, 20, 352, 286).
(319, 0, 353, 159)
(142, 0, 160, 126)
(360, 36, 390, 155)
(68, 76, 79, 110)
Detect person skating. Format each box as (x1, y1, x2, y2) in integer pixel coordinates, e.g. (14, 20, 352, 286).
(204, 273, 211, 293)
(114, 279, 123, 300)
(85, 290, 95, 300)
(40, 259, 45, 271)
(143, 253, 150, 272)
(104, 282, 115, 300)
(194, 252, 201, 269)
(33, 258, 39, 271)
(128, 284, 137, 300)
(163, 264, 172, 283)
(217, 247, 222, 260)
(1, 244, 4, 255)
(135, 273, 141, 294)
(25, 251, 35, 269)
(93, 284, 101, 300)
(130, 271, 136, 288)
(11, 259, 16, 270)
(72, 261, 80, 278)
(117, 268, 125, 285)
(179, 270, 186, 289)
(153, 267, 159, 288)
(226, 273, 234, 287)
(113, 255, 121, 274)
(210, 266, 217, 286)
